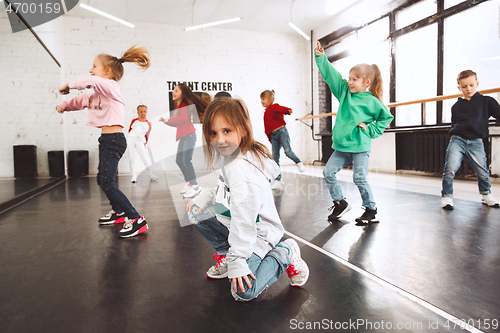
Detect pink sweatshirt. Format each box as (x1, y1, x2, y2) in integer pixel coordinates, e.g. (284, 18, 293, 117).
(58, 76, 125, 128)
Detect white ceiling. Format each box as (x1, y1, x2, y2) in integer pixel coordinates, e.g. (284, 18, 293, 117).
(67, 0, 360, 35)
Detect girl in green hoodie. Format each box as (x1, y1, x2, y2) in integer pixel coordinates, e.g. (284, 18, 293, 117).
(315, 41, 393, 224)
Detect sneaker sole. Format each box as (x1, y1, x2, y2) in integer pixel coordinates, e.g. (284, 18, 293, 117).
(183, 191, 202, 199)
(442, 204, 454, 210)
(355, 218, 380, 224)
(119, 224, 148, 238)
(482, 201, 500, 208)
(206, 272, 228, 279)
(99, 217, 126, 225)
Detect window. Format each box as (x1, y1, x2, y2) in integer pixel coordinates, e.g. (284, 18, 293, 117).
(396, 24, 438, 126)
(396, 0, 437, 29)
(443, 0, 500, 122)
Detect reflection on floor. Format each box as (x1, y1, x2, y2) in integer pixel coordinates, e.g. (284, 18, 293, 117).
(0, 167, 498, 333)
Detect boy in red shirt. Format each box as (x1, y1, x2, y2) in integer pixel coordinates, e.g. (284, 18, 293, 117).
(261, 90, 305, 189)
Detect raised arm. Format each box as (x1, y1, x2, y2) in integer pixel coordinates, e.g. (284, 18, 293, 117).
(314, 41, 348, 100)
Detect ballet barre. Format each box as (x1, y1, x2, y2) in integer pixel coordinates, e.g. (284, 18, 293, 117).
(296, 87, 500, 122)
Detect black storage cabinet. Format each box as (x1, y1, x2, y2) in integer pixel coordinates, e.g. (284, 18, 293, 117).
(14, 145, 37, 178)
(48, 150, 65, 177)
(68, 150, 89, 177)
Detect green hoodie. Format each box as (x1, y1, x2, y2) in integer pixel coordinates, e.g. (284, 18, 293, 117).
(315, 53, 393, 153)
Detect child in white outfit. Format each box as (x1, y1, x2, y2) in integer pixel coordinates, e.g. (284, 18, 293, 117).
(128, 104, 158, 183)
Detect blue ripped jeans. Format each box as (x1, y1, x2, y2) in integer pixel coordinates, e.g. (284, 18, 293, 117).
(441, 135, 491, 197)
(188, 207, 290, 301)
(97, 133, 140, 219)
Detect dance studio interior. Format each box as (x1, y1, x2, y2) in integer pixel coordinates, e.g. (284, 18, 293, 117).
(1, 0, 499, 332)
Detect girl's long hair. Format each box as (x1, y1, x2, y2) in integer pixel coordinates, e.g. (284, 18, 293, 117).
(175, 83, 209, 123)
(350, 63, 383, 101)
(202, 97, 272, 169)
(98, 44, 151, 81)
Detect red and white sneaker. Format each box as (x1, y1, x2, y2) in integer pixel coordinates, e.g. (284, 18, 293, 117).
(98, 210, 126, 225)
(119, 216, 148, 238)
(206, 255, 228, 279)
(281, 239, 309, 287)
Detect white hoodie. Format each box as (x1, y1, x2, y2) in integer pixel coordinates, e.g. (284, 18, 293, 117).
(192, 151, 283, 279)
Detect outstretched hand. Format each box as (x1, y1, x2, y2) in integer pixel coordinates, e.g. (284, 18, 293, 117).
(55, 106, 64, 114)
(315, 41, 324, 56)
(229, 273, 256, 293)
(59, 83, 70, 95)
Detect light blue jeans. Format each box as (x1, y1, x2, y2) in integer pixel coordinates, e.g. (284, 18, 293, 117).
(323, 150, 376, 210)
(188, 207, 290, 301)
(441, 135, 491, 197)
(271, 126, 301, 181)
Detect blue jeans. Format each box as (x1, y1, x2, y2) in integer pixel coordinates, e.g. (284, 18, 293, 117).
(97, 133, 140, 219)
(189, 207, 290, 302)
(176, 132, 197, 185)
(441, 135, 491, 197)
(323, 150, 376, 210)
(271, 126, 301, 181)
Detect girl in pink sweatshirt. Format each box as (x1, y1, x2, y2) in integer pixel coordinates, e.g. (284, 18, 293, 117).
(56, 44, 151, 238)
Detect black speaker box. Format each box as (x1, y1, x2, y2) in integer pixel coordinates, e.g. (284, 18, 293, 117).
(14, 145, 37, 178)
(48, 150, 65, 177)
(68, 150, 89, 177)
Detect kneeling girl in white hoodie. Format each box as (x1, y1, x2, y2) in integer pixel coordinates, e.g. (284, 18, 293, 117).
(186, 97, 309, 301)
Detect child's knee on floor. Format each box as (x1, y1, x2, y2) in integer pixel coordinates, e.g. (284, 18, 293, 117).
(230, 283, 266, 302)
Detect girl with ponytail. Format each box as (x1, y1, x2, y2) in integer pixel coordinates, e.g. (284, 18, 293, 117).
(315, 41, 393, 225)
(55, 44, 151, 238)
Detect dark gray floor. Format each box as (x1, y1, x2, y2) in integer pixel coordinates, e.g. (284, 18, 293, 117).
(0, 171, 498, 333)
(0, 177, 57, 204)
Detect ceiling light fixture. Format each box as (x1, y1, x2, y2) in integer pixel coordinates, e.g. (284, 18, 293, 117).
(288, 0, 310, 40)
(79, 3, 134, 28)
(185, 17, 242, 31)
(288, 22, 310, 40)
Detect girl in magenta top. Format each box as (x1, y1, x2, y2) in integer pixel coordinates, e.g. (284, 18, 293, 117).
(56, 44, 151, 238)
(261, 89, 305, 189)
(159, 83, 208, 199)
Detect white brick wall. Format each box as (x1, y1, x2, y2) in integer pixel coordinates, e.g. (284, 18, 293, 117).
(0, 11, 63, 177)
(0, 13, 314, 177)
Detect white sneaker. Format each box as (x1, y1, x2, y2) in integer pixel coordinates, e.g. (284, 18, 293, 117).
(131, 175, 137, 183)
(150, 175, 159, 182)
(482, 194, 499, 207)
(183, 185, 202, 198)
(271, 179, 284, 190)
(441, 196, 454, 210)
(180, 183, 191, 194)
(297, 162, 305, 172)
(280, 239, 309, 287)
(206, 255, 228, 279)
